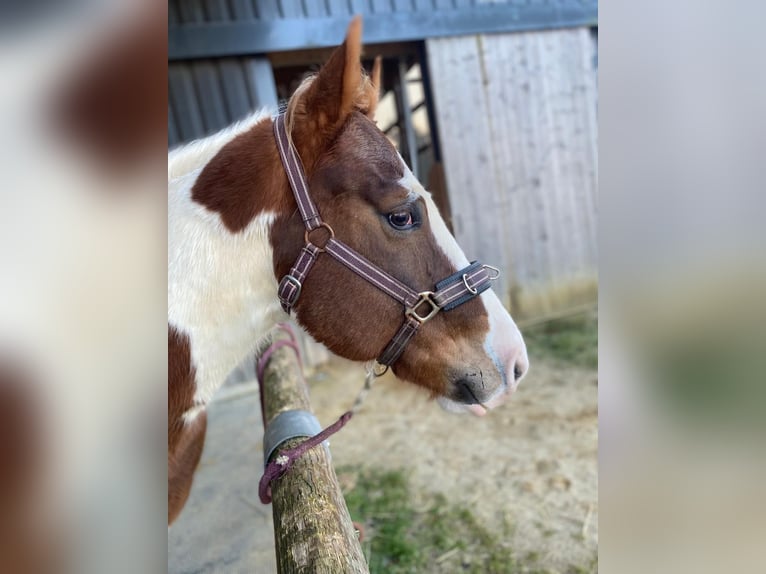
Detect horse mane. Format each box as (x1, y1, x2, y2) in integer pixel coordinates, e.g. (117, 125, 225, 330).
(167, 108, 272, 182)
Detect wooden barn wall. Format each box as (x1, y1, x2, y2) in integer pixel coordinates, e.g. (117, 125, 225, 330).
(426, 28, 598, 318)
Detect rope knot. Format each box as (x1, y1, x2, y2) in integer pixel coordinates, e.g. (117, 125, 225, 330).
(257, 324, 378, 505)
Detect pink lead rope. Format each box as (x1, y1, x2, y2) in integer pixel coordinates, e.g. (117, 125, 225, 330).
(258, 409, 352, 505)
(257, 323, 368, 505)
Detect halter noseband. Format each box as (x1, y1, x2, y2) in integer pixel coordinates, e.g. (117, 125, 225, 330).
(273, 114, 499, 369)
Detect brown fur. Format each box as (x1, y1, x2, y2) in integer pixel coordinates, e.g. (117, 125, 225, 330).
(171, 18, 500, 524)
(190, 119, 293, 233)
(265, 18, 492, 396)
(168, 327, 208, 524)
(168, 412, 207, 524)
(270, 112, 490, 397)
(168, 327, 197, 453)
(188, 17, 494, 398)
(0, 360, 57, 574)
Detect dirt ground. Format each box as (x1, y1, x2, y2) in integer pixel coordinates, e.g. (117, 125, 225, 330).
(168, 354, 597, 573)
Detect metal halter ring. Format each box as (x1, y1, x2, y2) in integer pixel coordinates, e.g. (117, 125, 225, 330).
(365, 360, 389, 377)
(482, 265, 501, 280)
(462, 273, 478, 295)
(304, 222, 335, 252)
(405, 291, 440, 324)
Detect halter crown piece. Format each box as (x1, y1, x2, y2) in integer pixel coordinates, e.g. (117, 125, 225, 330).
(273, 113, 500, 368)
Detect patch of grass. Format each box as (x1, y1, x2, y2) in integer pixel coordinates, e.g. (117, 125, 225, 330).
(342, 469, 419, 570)
(522, 313, 598, 369)
(341, 467, 551, 574)
(567, 555, 598, 574)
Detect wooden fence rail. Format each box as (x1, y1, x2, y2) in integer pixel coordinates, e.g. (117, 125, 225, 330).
(259, 328, 369, 574)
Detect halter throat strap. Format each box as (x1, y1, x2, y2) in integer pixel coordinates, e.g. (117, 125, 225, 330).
(273, 113, 497, 367)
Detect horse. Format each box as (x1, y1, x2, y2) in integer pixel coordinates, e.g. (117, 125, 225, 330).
(167, 16, 528, 525)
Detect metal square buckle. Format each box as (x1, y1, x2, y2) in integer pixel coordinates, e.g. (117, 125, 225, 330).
(405, 291, 440, 324)
(280, 275, 302, 302)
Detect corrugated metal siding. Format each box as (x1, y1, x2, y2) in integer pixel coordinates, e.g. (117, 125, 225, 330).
(169, 57, 274, 147)
(427, 28, 598, 317)
(171, 12, 597, 60)
(169, 0, 597, 145)
(168, 0, 596, 21)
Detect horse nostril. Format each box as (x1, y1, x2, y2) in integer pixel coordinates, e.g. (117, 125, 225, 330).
(513, 358, 528, 382)
(455, 380, 482, 405)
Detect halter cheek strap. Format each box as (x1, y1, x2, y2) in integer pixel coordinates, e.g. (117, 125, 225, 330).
(273, 113, 499, 367)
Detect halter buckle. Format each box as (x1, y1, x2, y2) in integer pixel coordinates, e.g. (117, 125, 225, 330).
(279, 274, 303, 305)
(365, 360, 389, 378)
(304, 222, 335, 252)
(405, 291, 440, 324)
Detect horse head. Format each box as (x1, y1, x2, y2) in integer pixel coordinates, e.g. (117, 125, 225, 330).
(270, 18, 528, 415)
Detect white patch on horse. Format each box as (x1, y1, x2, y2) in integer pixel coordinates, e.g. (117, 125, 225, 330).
(168, 109, 271, 182)
(397, 156, 528, 413)
(182, 404, 205, 425)
(396, 159, 471, 270)
(169, 110, 285, 416)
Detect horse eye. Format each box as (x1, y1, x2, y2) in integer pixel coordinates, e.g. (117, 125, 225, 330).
(388, 211, 414, 230)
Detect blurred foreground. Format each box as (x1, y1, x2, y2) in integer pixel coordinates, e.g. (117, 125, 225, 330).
(600, 2, 766, 570)
(1, 0, 765, 572)
(0, 2, 166, 573)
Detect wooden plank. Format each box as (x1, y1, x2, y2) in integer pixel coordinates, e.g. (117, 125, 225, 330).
(393, 60, 419, 178)
(426, 29, 598, 317)
(481, 29, 597, 314)
(260, 329, 368, 574)
(426, 36, 513, 306)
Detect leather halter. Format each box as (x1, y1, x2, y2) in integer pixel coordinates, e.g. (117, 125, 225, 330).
(273, 113, 499, 368)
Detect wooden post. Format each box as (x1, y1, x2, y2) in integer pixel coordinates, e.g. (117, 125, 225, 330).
(260, 329, 369, 574)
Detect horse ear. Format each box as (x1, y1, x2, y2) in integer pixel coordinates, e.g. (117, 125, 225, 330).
(367, 56, 382, 119)
(301, 16, 377, 130)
